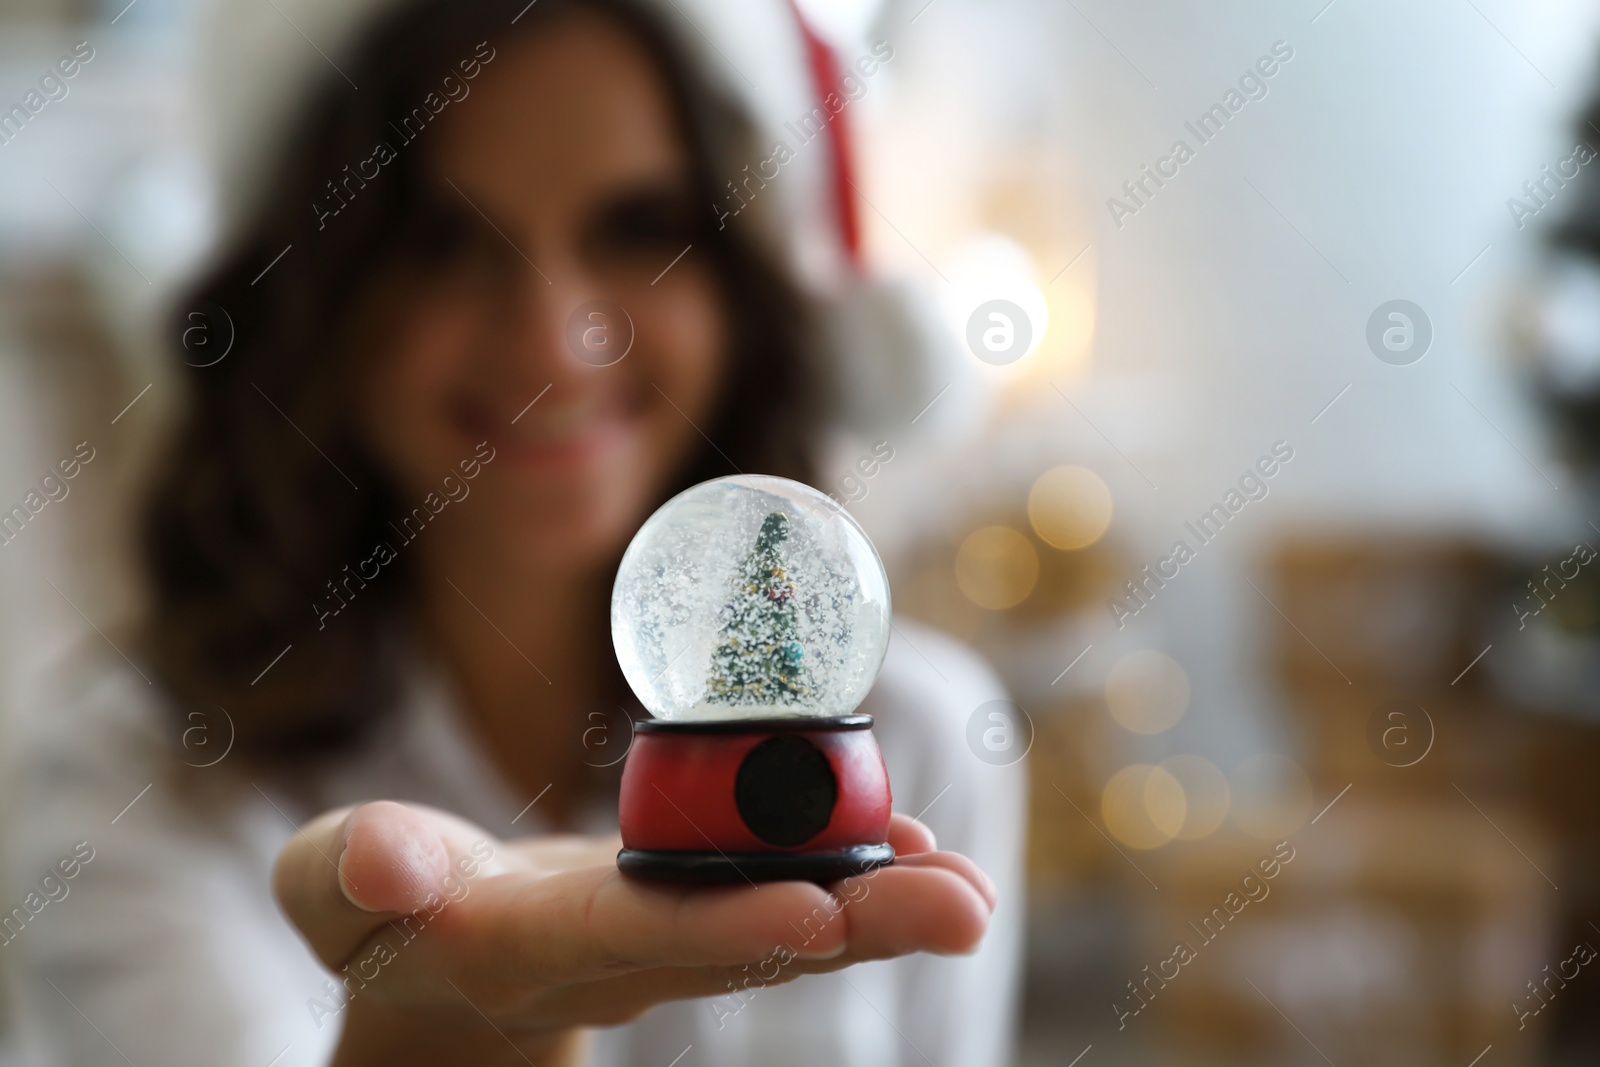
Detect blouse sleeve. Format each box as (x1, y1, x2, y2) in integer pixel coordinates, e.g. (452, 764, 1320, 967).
(1, 657, 339, 1067)
(867, 621, 1027, 1067)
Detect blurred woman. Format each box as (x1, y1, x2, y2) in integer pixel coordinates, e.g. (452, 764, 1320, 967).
(2, 0, 1023, 1064)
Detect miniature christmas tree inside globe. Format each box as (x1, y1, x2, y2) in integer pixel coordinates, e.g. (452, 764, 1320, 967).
(612, 475, 891, 722)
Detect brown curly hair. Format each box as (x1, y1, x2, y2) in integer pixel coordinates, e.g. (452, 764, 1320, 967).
(141, 0, 822, 758)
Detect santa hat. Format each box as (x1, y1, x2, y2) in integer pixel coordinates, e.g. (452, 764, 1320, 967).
(195, 0, 968, 437)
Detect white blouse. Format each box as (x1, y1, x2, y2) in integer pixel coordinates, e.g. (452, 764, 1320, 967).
(0, 622, 1023, 1067)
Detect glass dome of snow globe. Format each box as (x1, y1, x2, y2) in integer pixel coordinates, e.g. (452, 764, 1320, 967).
(611, 474, 891, 722)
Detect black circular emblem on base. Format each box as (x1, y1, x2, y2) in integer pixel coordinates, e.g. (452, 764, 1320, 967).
(734, 735, 837, 847)
(618, 844, 894, 885)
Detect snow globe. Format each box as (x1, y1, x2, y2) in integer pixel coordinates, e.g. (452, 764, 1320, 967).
(611, 474, 895, 883)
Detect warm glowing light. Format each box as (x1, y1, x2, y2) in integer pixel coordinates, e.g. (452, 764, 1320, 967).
(1045, 283, 1096, 379)
(1027, 465, 1113, 550)
(941, 232, 1051, 365)
(1102, 763, 1187, 850)
(1160, 754, 1230, 840)
(1229, 754, 1313, 839)
(1105, 650, 1190, 735)
(955, 525, 1039, 610)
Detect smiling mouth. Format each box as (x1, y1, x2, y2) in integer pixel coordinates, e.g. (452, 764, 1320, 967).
(456, 390, 638, 467)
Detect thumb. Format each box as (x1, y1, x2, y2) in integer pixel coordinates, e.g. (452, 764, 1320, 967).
(273, 800, 502, 970)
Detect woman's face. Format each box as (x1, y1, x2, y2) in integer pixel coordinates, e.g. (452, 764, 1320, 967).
(355, 13, 726, 571)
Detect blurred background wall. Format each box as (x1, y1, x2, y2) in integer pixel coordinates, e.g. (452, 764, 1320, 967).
(7, 0, 1600, 1064)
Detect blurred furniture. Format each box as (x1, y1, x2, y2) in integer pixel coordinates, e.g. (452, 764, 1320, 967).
(1123, 535, 1598, 1067)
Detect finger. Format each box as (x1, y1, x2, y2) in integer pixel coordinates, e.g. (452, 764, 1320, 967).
(500, 832, 621, 874)
(886, 813, 937, 856)
(489, 847, 993, 981)
(574, 864, 995, 989)
(485, 867, 849, 984)
(890, 849, 998, 911)
(825, 864, 991, 959)
(273, 800, 501, 970)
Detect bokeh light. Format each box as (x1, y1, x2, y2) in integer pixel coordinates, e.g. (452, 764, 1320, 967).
(1104, 649, 1190, 735)
(1229, 753, 1314, 839)
(1102, 763, 1187, 850)
(1160, 754, 1231, 840)
(941, 232, 1051, 366)
(1041, 282, 1097, 384)
(1027, 465, 1113, 550)
(955, 525, 1040, 610)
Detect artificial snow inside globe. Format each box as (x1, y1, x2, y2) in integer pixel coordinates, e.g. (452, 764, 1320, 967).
(611, 475, 895, 883)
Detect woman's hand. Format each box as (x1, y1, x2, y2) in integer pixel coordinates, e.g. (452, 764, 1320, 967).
(273, 801, 996, 1067)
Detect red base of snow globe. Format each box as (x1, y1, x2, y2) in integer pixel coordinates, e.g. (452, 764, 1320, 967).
(617, 714, 893, 884)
